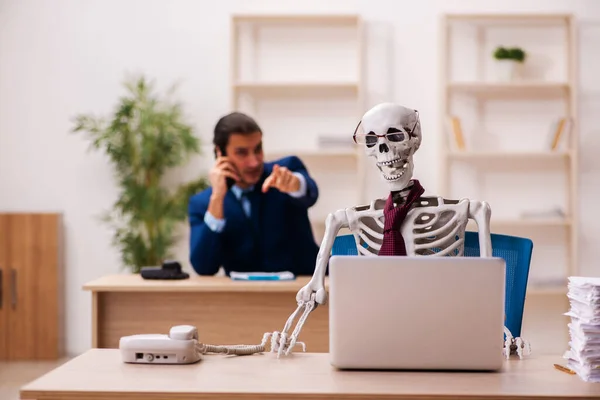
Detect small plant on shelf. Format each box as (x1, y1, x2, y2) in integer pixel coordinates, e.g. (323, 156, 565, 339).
(493, 46, 527, 81)
(493, 46, 526, 63)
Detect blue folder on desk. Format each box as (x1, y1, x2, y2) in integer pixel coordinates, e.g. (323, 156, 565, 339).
(230, 271, 296, 281)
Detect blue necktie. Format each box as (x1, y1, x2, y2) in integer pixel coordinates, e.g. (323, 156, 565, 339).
(240, 190, 252, 217)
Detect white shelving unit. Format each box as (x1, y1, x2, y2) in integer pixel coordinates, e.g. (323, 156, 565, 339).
(440, 13, 578, 295)
(230, 14, 365, 242)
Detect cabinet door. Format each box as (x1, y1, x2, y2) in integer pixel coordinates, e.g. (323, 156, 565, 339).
(6, 213, 62, 360)
(0, 214, 8, 359)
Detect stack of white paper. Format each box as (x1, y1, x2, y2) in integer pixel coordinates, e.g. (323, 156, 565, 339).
(564, 276, 600, 382)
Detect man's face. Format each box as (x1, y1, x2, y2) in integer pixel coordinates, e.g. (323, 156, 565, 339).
(225, 131, 264, 186)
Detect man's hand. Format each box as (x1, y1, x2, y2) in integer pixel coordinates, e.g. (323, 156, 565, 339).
(209, 155, 240, 198)
(207, 151, 240, 220)
(262, 164, 300, 193)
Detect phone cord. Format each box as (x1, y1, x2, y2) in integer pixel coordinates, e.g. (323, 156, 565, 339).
(196, 342, 265, 356)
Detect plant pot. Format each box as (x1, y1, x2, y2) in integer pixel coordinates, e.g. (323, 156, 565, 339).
(495, 59, 522, 82)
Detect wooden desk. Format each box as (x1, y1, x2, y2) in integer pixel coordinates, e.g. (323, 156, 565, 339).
(83, 275, 329, 352)
(20, 349, 600, 400)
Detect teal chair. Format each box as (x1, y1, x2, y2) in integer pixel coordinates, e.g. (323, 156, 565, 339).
(330, 231, 533, 338)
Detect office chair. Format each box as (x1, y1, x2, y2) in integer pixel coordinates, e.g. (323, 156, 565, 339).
(330, 231, 533, 338)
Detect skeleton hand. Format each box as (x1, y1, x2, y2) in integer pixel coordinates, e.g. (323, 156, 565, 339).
(269, 293, 318, 357)
(503, 326, 531, 359)
(266, 280, 326, 357)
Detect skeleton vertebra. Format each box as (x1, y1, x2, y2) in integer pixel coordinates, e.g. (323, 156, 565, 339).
(266, 103, 530, 359)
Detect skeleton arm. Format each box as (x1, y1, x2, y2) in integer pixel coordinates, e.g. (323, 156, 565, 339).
(297, 208, 349, 305)
(265, 209, 349, 357)
(468, 200, 492, 257)
(469, 200, 531, 358)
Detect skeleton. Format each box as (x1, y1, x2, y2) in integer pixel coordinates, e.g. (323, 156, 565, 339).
(264, 103, 531, 359)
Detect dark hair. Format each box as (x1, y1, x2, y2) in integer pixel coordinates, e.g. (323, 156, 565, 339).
(213, 112, 262, 153)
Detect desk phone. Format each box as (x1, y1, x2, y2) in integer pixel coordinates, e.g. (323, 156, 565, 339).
(119, 325, 269, 365)
(120, 325, 202, 364)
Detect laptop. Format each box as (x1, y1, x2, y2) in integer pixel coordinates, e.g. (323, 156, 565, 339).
(328, 255, 506, 371)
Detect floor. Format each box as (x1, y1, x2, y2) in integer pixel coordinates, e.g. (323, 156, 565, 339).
(0, 295, 569, 400)
(0, 357, 70, 400)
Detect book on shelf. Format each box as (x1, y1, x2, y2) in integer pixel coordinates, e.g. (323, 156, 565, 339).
(446, 115, 466, 151)
(548, 117, 573, 151)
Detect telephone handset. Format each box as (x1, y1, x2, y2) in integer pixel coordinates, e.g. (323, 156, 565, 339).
(119, 325, 268, 365)
(215, 145, 235, 190)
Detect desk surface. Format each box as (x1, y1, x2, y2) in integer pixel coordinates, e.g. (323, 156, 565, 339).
(20, 349, 600, 400)
(83, 274, 328, 293)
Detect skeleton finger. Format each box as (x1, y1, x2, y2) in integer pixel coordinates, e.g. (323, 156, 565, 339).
(277, 331, 289, 358)
(503, 326, 513, 359)
(270, 301, 305, 355)
(270, 331, 280, 352)
(285, 298, 316, 355)
(260, 332, 272, 347)
(282, 301, 305, 336)
(516, 337, 523, 359)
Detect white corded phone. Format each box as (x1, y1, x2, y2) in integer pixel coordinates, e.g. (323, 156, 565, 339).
(120, 325, 202, 364)
(119, 325, 282, 364)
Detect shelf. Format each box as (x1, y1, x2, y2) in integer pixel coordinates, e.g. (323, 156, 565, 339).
(447, 151, 571, 161)
(231, 13, 366, 207)
(492, 218, 571, 228)
(448, 82, 570, 97)
(527, 283, 567, 296)
(468, 218, 571, 230)
(233, 82, 359, 96)
(232, 14, 360, 26)
(445, 13, 571, 26)
(266, 149, 358, 160)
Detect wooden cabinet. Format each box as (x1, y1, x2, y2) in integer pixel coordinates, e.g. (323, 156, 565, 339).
(0, 213, 64, 360)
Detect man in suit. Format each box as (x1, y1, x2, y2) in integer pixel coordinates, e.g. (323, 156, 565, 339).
(188, 112, 320, 276)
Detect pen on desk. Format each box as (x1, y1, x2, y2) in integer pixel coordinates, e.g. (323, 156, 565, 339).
(247, 276, 280, 280)
(554, 363, 576, 375)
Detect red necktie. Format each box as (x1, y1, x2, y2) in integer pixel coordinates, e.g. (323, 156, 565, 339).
(378, 180, 425, 256)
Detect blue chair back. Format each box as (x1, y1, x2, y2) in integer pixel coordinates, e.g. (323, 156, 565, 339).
(331, 234, 360, 256)
(331, 231, 533, 338)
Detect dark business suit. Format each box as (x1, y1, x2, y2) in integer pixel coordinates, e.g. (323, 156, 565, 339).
(188, 156, 320, 276)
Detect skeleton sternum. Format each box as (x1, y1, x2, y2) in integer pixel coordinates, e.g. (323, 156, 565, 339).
(348, 196, 469, 257)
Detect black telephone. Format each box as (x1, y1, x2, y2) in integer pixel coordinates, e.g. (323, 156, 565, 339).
(141, 260, 189, 280)
(215, 145, 236, 189)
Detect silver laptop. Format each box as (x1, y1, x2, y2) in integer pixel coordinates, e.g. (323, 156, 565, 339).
(328, 255, 506, 371)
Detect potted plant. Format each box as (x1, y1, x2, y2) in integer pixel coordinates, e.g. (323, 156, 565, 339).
(72, 75, 209, 273)
(493, 46, 526, 81)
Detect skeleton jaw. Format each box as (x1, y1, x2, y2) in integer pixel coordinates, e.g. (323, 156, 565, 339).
(374, 154, 414, 191)
(377, 158, 408, 181)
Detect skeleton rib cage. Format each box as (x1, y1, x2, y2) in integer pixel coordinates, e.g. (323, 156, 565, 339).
(345, 196, 470, 257)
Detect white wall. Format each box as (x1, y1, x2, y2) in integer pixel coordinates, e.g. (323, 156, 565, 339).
(1, 0, 599, 356)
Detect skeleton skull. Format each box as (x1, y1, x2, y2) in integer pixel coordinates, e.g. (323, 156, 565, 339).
(355, 103, 422, 191)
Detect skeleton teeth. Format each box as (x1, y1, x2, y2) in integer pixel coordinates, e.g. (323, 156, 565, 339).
(377, 158, 406, 167)
(384, 170, 405, 180)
